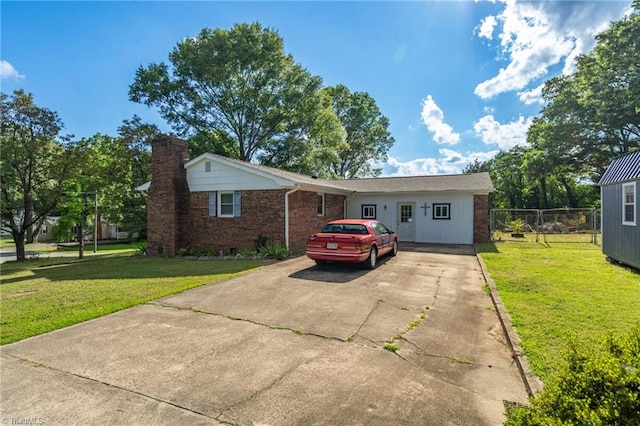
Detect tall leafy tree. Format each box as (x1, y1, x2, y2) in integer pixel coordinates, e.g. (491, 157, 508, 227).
(129, 22, 323, 163)
(531, 3, 639, 182)
(257, 88, 345, 178)
(117, 116, 159, 239)
(0, 90, 71, 260)
(323, 85, 395, 178)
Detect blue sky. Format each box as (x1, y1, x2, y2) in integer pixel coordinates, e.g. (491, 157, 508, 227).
(1, 0, 631, 176)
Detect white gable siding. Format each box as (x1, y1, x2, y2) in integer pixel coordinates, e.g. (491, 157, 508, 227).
(187, 159, 285, 192)
(347, 192, 474, 244)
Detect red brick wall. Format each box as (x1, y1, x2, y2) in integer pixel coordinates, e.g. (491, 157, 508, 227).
(189, 190, 287, 254)
(288, 191, 345, 254)
(188, 189, 346, 255)
(473, 194, 490, 243)
(147, 136, 190, 257)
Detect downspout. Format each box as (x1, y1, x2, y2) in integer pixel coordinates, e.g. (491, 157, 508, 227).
(344, 192, 357, 219)
(284, 185, 300, 250)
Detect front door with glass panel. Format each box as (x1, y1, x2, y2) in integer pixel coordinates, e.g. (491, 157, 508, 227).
(397, 203, 415, 241)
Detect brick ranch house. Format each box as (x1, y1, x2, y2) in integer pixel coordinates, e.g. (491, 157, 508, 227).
(140, 136, 493, 256)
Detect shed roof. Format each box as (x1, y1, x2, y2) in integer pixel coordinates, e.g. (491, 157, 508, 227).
(598, 150, 640, 186)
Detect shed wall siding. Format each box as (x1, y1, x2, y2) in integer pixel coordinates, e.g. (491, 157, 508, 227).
(601, 181, 640, 269)
(187, 159, 283, 192)
(347, 192, 474, 244)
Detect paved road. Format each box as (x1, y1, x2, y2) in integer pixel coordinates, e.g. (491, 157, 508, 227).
(0, 243, 99, 264)
(1, 247, 530, 425)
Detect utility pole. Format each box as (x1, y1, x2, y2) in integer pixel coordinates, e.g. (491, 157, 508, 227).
(94, 192, 98, 253)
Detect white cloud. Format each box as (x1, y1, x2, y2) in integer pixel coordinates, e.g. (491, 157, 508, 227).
(0, 60, 25, 80)
(478, 15, 497, 39)
(517, 83, 544, 105)
(381, 149, 499, 176)
(473, 114, 533, 150)
(420, 95, 460, 145)
(474, 0, 628, 99)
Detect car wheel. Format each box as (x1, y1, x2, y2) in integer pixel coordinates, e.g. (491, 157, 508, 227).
(391, 240, 398, 256)
(365, 246, 378, 269)
(314, 259, 327, 266)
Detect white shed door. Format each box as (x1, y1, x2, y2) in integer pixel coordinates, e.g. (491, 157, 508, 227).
(397, 203, 415, 242)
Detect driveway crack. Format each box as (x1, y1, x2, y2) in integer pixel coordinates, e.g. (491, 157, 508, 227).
(151, 301, 344, 342)
(2, 353, 232, 424)
(349, 299, 383, 342)
(218, 361, 302, 420)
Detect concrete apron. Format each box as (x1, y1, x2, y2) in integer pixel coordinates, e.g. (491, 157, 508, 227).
(1, 250, 529, 425)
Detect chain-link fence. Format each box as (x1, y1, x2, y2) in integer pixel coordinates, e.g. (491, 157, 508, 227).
(490, 209, 541, 242)
(490, 208, 600, 244)
(540, 208, 600, 244)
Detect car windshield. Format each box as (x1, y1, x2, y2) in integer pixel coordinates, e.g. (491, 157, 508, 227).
(321, 223, 369, 235)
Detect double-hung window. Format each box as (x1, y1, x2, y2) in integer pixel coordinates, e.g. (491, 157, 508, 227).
(362, 204, 376, 219)
(433, 203, 451, 220)
(623, 182, 636, 226)
(208, 191, 241, 217)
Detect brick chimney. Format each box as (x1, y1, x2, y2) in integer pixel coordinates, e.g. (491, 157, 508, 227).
(147, 136, 190, 257)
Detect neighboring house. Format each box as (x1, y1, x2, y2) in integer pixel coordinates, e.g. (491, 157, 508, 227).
(100, 223, 130, 240)
(36, 216, 59, 242)
(142, 136, 493, 256)
(598, 150, 640, 269)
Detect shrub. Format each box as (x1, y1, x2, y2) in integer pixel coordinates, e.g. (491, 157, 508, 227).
(257, 243, 289, 259)
(506, 326, 640, 425)
(235, 248, 258, 257)
(135, 242, 148, 256)
(254, 234, 268, 250)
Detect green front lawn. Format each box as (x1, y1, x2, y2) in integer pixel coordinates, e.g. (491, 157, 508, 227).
(478, 241, 640, 381)
(0, 254, 269, 345)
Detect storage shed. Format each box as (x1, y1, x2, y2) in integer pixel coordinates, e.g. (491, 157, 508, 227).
(598, 150, 640, 269)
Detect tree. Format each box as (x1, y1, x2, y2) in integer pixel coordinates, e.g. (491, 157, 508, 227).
(117, 116, 159, 239)
(462, 158, 490, 174)
(0, 90, 71, 261)
(256, 88, 345, 178)
(129, 22, 323, 163)
(531, 3, 639, 183)
(188, 129, 238, 159)
(322, 85, 395, 178)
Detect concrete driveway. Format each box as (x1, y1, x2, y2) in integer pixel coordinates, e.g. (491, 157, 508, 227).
(1, 247, 529, 425)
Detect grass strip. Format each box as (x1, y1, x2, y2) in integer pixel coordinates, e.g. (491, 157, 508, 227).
(477, 241, 640, 381)
(0, 254, 268, 345)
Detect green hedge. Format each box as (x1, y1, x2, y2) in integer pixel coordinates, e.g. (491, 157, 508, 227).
(506, 326, 640, 425)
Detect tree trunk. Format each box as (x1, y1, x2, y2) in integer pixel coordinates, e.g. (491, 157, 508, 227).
(28, 216, 47, 244)
(13, 230, 26, 262)
(77, 222, 84, 260)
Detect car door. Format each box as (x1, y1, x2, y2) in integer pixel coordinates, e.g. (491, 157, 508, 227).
(372, 222, 390, 252)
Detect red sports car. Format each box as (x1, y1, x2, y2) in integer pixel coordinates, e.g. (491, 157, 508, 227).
(306, 219, 398, 269)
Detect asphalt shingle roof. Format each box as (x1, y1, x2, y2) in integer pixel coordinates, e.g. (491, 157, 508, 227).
(203, 154, 494, 193)
(335, 173, 494, 193)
